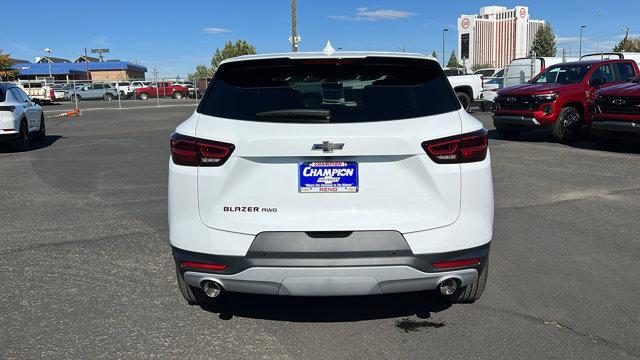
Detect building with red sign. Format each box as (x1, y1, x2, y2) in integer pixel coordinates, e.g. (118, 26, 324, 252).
(457, 6, 545, 71)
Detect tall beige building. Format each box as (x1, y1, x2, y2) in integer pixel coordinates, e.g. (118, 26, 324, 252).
(457, 6, 545, 71)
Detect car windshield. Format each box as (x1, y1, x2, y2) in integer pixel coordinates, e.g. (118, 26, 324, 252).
(531, 64, 591, 84)
(198, 57, 460, 123)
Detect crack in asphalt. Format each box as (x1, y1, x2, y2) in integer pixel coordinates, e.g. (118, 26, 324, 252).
(496, 186, 640, 210)
(0, 229, 166, 256)
(479, 305, 640, 358)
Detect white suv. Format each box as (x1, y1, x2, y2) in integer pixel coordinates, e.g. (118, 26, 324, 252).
(169, 52, 494, 305)
(0, 83, 45, 151)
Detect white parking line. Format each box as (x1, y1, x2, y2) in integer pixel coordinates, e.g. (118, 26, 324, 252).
(43, 103, 198, 114)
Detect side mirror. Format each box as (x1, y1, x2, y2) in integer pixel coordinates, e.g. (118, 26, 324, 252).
(589, 78, 606, 86)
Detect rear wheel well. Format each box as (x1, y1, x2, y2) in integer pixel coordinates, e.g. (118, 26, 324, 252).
(454, 86, 473, 99)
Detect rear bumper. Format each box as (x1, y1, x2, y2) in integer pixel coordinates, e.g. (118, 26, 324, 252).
(183, 266, 479, 296)
(172, 234, 490, 296)
(0, 130, 19, 141)
(591, 120, 640, 136)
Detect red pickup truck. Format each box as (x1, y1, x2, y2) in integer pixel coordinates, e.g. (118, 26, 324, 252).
(492, 59, 639, 142)
(135, 82, 188, 100)
(589, 75, 640, 143)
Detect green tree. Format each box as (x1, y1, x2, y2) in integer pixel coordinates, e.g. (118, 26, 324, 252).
(431, 50, 438, 59)
(187, 64, 214, 81)
(471, 63, 493, 71)
(447, 51, 460, 68)
(531, 23, 557, 57)
(613, 36, 640, 52)
(0, 49, 18, 81)
(211, 39, 257, 71)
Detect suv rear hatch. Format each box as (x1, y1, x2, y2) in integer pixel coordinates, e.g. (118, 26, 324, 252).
(193, 56, 465, 234)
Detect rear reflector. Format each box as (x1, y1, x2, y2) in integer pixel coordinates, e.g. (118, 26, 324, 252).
(170, 132, 235, 167)
(422, 129, 488, 164)
(180, 261, 228, 271)
(432, 258, 481, 269)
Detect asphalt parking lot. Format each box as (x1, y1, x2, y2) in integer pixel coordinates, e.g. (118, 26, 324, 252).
(1, 105, 639, 359)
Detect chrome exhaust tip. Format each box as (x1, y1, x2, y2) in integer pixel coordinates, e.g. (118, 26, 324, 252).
(438, 278, 459, 296)
(202, 281, 223, 298)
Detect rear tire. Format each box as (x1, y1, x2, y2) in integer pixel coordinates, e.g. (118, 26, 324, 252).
(33, 115, 46, 142)
(552, 107, 581, 143)
(446, 258, 489, 304)
(12, 120, 30, 152)
(456, 92, 472, 112)
(496, 128, 521, 140)
(139, 92, 149, 101)
(71, 94, 81, 102)
(104, 93, 114, 102)
(175, 266, 214, 305)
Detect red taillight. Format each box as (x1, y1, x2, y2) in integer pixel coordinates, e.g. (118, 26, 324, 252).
(180, 261, 227, 271)
(50, 89, 55, 99)
(170, 132, 234, 167)
(432, 258, 481, 269)
(422, 129, 488, 164)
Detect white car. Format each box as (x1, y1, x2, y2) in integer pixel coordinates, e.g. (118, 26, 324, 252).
(0, 83, 45, 151)
(168, 52, 494, 305)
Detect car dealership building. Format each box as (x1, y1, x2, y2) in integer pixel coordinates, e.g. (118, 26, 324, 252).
(457, 6, 545, 71)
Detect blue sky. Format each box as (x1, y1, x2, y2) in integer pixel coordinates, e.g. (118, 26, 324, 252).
(2, 0, 638, 77)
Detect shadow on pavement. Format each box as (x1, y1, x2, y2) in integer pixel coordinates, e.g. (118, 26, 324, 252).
(488, 128, 640, 155)
(199, 290, 453, 322)
(0, 135, 63, 153)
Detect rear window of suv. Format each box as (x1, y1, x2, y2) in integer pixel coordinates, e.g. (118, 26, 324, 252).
(198, 57, 460, 123)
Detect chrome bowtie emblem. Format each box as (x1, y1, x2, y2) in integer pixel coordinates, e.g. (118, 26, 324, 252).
(312, 141, 344, 153)
(506, 97, 517, 102)
(612, 99, 627, 105)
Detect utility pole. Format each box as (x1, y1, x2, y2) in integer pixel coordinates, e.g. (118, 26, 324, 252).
(579, 25, 586, 58)
(291, 0, 298, 52)
(597, 12, 602, 53)
(442, 28, 449, 67)
(84, 48, 90, 81)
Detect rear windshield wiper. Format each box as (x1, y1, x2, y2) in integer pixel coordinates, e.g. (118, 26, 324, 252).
(255, 109, 331, 122)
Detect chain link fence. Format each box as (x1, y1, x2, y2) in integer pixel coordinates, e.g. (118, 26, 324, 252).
(12, 76, 211, 109)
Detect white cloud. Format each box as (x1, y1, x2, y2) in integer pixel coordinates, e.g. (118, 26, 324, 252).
(92, 36, 111, 47)
(202, 27, 231, 34)
(555, 36, 582, 44)
(328, 7, 416, 21)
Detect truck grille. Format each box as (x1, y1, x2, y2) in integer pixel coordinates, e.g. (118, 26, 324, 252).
(597, 96, 640, 115)
(495, 95, 537, 110)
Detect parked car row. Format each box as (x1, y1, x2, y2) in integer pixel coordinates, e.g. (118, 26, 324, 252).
(492, 57, 640, 144)
(12, 80, 200, 103)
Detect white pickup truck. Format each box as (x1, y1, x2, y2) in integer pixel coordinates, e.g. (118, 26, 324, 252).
(447, 74, 484, 111)
(17, 80, 55, 103)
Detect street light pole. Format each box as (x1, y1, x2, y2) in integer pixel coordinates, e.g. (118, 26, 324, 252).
(291, 0, 298, 52)
(597, 13, 602, 54)
(579, 25, 587, 58)
(44, 48, 52, 78)
(442, 29, 449, 67)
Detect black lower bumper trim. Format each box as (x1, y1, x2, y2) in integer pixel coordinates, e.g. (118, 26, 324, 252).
(172, 232, 491, 276)
(591, 120, 640, 136)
